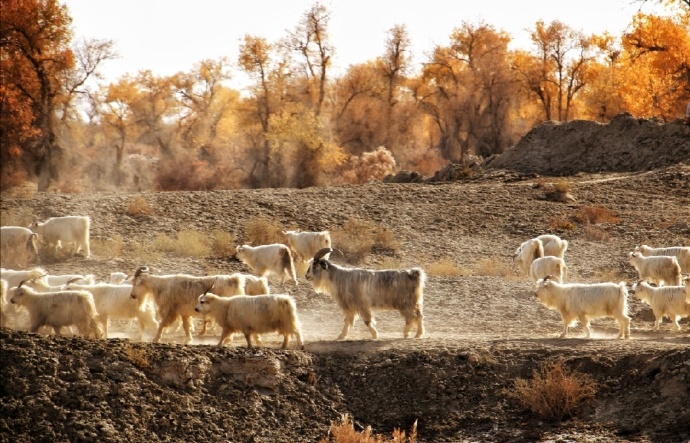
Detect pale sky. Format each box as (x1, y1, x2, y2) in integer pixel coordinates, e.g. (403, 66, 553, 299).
(64, 0, 665, 91)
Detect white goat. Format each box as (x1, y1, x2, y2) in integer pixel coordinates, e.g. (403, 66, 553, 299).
(514, 234, 568, 275)
(29, 215, 91, 258)
(631, 280, 690, 331)
(0, 226, 40, 269)
(242, 274, 270, 295)
(67, 282, 159, 338)
(195, 292, 303, 349)
(129, 266, 244, 344)
(628, 252, 681, 287)
(283, 230, 332, 272)
(235, 244, 297, 285)
(0, 279, 7, 328)
(0, 267, 47, 322)
(9, 281, 102, 338)
(530, 256, 568, 283)
(109, 272, 131, 285)
(306, 248, 425, 340)
(635, 245, 690, 273)
(534, 276, 631, 339)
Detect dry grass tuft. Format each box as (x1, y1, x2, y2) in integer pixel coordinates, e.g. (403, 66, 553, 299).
(582, 225, 611, 243)
(474, 256, 515, 278)
(510, 360, 596, 421)
(574, 205, 620, 225)
(91, 235, 124, 259)
(548, 216, 576, 231)
(425, 258, 471, 277)
(122, 344, 151, 369)
(151, 230, 211, 258)
(332, 219, 400, 264)
(319, 414, 417, 443)
(592, 267, 627, 282)
(126, 196, 155, 217)
(209, 230, 237, 258)
(244, 217, 285, 245)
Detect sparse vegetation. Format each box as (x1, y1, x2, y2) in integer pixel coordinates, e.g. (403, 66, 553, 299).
(209, 230, 236, 258)
(548, 216, 576, 231)
(122, 344, 151, 369)
(91, 235, 124, 259)
(319, 414, 417, 443)
(151, 230, 211, 258)
(583, 225, 611, 242)
(425, 258, 471, 277)
(474, 256, 516, 278)
(331, 219, 400, 264)
(126, 196, 155, 217)
(574, 205, 620, 225)
(244, 217, 285, 245)
(510, 361, 597, 421)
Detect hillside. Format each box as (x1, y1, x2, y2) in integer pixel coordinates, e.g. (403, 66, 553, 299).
(1, 117, 690, 442)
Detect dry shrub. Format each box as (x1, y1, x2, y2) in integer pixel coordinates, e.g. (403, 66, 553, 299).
(583, 225, 610, 242)
(425, 258, 471, 277)
(244, 217, 285, 245)
(151, 230, 211, 258)
(574, 205, 620, 225)
(126, 196, 155, 217)
(320, 414, 417, 443)
(593, 267, 627, 282)
(548, 216, 576, 231)
(130, 242, 162, 263)
(0, 207, 34, 227)
(341, 146, 397, 184)
(210, 230, 236, 258)
(510, 360, 596, 421)
(90, 235, 124, 259)
(331, 219, 399, 263)
(474, 256, 515, 277)
(122, 344, 150, 369)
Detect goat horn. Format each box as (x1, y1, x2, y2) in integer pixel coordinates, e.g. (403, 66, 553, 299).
(133, 266, 149, 278)
(313, 248, 333, 262)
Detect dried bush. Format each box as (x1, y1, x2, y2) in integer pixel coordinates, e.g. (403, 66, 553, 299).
(126, 196, 155, 217)
(548, 216, 576, 231)
(574, 205, 620, 225)
(150, 230, 211, 258)
(91, 235, 124, 259)
(474, 256, 515, 277)
(341, 146, 398, 184)
(319, 414, 417, 443)
(583, 225, 611, 242)
(121, 343, 151, 369)
(510, 361, 596, 421)
(210, 230, 237, 258)
(425, 258, 471, 277)
(243, 217, 285, 245)
(331, 219, 399, 264)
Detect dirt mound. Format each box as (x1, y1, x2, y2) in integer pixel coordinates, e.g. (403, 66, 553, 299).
(485, 113, 690, 175)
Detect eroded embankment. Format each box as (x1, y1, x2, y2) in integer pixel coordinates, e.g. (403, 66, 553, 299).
(1, 329, 689, 443)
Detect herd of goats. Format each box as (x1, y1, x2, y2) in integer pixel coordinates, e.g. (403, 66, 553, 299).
(1, 215, 690, 348)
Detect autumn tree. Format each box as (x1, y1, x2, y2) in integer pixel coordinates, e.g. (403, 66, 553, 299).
(237, 34, 288, 187)
(619, 13, 690, 119)
(0, 0, 74, 190)
(416, 21, 518, 161)
(579, 33, 627, 121)
(174, 58, 235, 156)
(513, 20, 595, 122)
